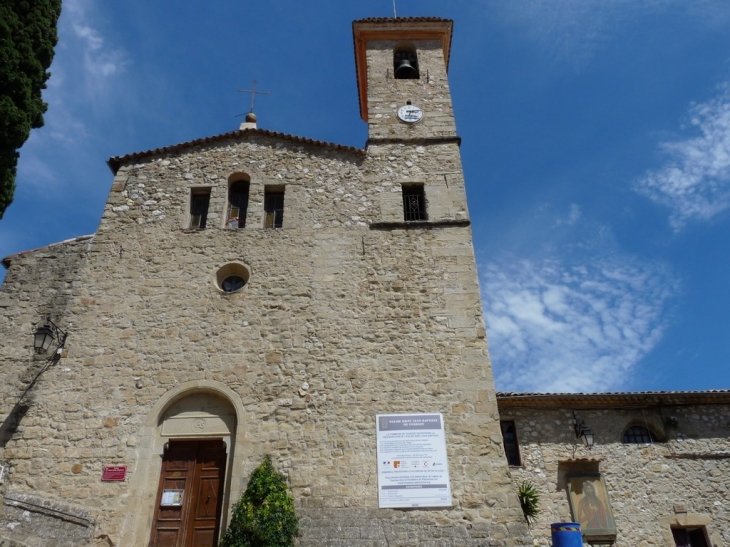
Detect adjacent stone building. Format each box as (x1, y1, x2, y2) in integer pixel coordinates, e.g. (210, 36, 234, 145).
(497, 391, 730, 547)
(0, 18, 532, 547)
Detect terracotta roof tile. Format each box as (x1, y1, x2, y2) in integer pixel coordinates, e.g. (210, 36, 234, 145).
(107, 128, 365, 174)
(496, 390, 730, 408)
(353, 17, 453, 24)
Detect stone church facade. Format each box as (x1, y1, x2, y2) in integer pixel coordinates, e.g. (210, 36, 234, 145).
(0, 18, 533, 547)
(2, 17, 727, 547)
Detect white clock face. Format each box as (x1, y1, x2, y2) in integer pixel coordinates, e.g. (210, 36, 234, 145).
(397, 104, 423, 123)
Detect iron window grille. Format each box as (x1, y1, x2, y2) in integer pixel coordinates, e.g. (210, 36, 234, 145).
(622, 425, 655, 444)
(402, 185, 427, 221)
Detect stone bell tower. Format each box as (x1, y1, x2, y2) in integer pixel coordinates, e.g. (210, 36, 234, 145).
(352, 18, 469, 227)
(353, 18, 457, 140)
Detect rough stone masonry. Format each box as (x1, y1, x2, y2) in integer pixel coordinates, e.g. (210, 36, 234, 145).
(0, 18, 532, 546)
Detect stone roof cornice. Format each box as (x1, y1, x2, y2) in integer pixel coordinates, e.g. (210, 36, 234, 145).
(496, 390, 730, 409)
(2, 235, 95, 269)
(107, 128, 365, 175)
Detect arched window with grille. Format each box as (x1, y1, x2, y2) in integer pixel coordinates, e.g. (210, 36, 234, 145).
(622, 425, 656, 444)
(227, 176, 250, 229)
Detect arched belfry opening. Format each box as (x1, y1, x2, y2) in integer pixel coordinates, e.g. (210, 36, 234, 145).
(394, 42, 419, 79)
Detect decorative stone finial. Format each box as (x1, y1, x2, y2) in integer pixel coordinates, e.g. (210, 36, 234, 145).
(240, 111, 258, 130)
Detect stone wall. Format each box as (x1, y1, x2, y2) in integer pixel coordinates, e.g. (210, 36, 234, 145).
(0, 235, 92, 359)
(0, 492, 95, 547)
(366, 41, 458, 141)
(499, 402, 730, 546)
(0, 236, 92, 445)
(298, 507, 528, 547)
(0, 133, 530, 545)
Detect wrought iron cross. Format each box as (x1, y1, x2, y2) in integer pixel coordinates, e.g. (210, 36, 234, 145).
(237, 80, 270, 114)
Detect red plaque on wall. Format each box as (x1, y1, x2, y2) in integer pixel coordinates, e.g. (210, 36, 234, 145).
(101, 466, 127, 481)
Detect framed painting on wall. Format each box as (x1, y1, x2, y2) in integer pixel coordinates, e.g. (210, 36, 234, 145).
(567, 473, 617, 540)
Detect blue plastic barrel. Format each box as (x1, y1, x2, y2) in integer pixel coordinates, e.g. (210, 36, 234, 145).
(550, 522, 582, 547)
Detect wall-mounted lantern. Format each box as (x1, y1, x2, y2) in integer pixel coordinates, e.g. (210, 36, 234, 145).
(573, 411, 595, 449)
(33, 318, 67, 355)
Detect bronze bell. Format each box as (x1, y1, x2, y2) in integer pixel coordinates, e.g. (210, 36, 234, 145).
(394, 59, 419, 79)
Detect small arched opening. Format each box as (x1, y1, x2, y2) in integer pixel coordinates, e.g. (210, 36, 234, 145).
(622, 424, 656, 444)
(227, 173, 250, 229)
(394, 42, 419, 79)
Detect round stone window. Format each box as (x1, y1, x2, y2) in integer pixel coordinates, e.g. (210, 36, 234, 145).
(221, 275, 245, 293)
(214, 262, 250, 294)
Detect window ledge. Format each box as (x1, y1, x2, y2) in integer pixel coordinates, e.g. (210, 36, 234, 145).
(369, 219, 470, 230)
(366, 136, 461, 147)
(665, 453, 730, 460)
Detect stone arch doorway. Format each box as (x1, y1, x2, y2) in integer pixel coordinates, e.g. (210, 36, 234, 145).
(149, 393, 236, 546)
(120, 382, 247, 547)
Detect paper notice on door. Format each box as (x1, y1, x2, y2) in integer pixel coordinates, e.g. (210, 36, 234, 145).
(161, 489, 184, 506)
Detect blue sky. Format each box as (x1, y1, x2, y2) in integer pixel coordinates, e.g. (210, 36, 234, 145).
(2, 0, 730, 393)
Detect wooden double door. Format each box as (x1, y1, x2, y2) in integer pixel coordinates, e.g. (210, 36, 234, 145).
(149, 440, 227, 547)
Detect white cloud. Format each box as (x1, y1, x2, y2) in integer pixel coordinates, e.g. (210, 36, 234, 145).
(482, 256, 677, 393)
(72, 22, 126, 77)
(493, 0, 730, 64)
(635, 85, 730, 230)
(25, 4, 123, 146)
(554, 204, 582, 227)
(12, 2, 128, 200)
(55, 0, 128, 101)
(15, 153, 58, 190)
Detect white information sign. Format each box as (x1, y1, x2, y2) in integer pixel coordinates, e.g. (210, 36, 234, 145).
(376, 413, 452, 508)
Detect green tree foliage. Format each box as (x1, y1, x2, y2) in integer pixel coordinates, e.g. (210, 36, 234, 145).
(219, 455, 298, 547)
(0, 0, 62, 219)
(517, 480, 540, 526)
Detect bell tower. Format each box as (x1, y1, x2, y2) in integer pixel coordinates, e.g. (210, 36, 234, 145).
(353, 18, 456, 141)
